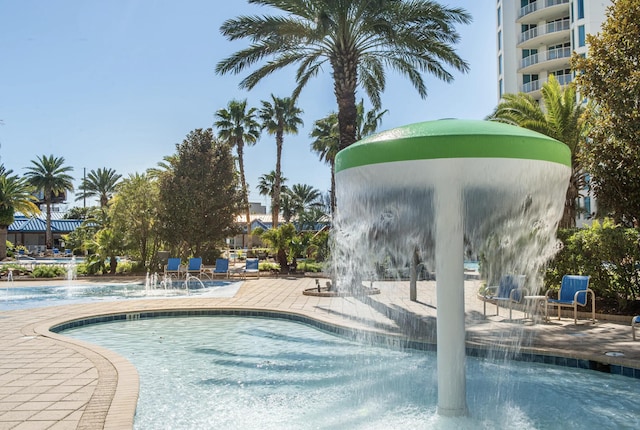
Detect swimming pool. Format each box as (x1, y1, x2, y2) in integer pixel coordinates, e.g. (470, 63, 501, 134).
(64, 316, 640, 430)
(0, 281, 242, 311)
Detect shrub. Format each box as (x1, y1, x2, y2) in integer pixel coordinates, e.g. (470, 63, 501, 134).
(297, 260, 323, 273)
(31, 265, 66, 278)
(258, 261, 280, 272)
(546, 219, 640, 311)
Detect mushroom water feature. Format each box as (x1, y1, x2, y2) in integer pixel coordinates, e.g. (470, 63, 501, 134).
(332, 119, 571, 417)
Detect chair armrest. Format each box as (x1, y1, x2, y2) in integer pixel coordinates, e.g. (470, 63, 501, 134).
(483, 285, 498, 298)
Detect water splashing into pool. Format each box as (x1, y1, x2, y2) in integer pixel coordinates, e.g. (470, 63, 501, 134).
(331, 119, 571, 415)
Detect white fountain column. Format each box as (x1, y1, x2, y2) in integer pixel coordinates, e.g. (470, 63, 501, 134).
(435, 180, 467, 416)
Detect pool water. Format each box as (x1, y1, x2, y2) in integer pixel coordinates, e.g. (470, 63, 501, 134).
(0, 281, 241, 311)
(64, 316, 640, 430)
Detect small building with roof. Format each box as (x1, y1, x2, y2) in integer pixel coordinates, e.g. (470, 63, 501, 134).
(8, 213, 83, 254)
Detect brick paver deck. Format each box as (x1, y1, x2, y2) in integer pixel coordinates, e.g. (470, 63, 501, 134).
(1, 276, 639, 429)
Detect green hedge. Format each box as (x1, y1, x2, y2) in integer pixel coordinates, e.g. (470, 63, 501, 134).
(545, 219, 640, 310)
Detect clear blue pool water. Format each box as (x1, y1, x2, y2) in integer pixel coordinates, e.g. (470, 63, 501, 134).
(0, 281, 242, 311)
(64, 316, 640, 430)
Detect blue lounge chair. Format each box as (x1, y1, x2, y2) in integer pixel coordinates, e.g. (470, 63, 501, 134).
(164, 258, 182, 280)
(546, 275, 595, 324)
(64, 249, 73, 257)
(242, 258, 260, 279)
(52, 248, 60, 256)
(211, 258, 229, 278)
(186, 257, 203, 278)
(483, 274, 526, 319)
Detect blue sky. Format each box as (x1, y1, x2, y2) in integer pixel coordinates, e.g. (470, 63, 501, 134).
(0, 0, 496, 209)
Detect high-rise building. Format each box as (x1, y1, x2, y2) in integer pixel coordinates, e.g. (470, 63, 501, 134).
(497, 0, 609, 102)
(497, 0, 611, 226)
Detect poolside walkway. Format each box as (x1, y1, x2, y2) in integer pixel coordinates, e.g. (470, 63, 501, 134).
(1, 276, 639, 429)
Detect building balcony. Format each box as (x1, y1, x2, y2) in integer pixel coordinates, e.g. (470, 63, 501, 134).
(520, 74, 572, 96)
(519, 47, 571, 74)
(518, 19, 570, 49)
(518, 0, 570, 24)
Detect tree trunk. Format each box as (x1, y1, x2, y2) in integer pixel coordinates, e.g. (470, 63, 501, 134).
(45, 197, 53, 249)
(332, 51, 358, 151)
(0, 227, 7, 260)
(236, 142, 252, 247)
(273, 130, 283, 229)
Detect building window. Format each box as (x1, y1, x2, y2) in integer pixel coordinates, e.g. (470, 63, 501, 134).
(499, 79, 504, 98)
(498, 30, 502, 50)
(577, 0, 585, 19)
(584, 196, 591, 216)
(497, 6, 501, 26)
(578, 25, 586, 47)
(570, 1, 574, 22)
(498, 54, 502, 75)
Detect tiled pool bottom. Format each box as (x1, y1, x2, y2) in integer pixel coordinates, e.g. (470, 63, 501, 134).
(62, 315, 640, 430)
(0, 281, 242, 311)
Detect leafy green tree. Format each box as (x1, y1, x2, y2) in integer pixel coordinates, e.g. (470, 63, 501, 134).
(76, 167, 122, 208)
(24, 155, 74, 249)
(63, 206, 92, 220)
(0, 173, 40, 259)
(214, 100, 261, 243)
(109, 173, 161, 269)
(259, 95, 303, 228)
(90, 227, 126, 275)
(158, 129, 243, 260)
(572, 0, 640, 225)
(216, 0, 470, 151)
(311, 100, 387, 214)
(487, 75, 587, 228)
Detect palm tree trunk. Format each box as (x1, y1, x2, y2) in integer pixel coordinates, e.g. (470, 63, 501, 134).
(332, 53, 358, 151)
(0, 227, 7, 260)
(273, 131, 283, 229)
(236, 142, 252, 247)
(45, 197, 53, 249)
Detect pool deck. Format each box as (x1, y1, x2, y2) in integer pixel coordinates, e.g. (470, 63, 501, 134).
(1, 275, 640, 429)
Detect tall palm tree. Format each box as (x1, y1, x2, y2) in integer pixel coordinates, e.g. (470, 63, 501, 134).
(76, 167, 122, 208)
(24, 154, 74, 249)
(311, 101, 387, 214)
(214, 100, 261, 244)
(487, 75, 587, 228)
(0, 173, 40, 259)
(257, 170, 289, 218)
(216, 0, 470, 152)
(259, 95, 303, 228)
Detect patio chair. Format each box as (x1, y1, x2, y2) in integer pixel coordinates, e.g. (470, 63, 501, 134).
(632, 316, 640, 341)
(483, 274, 526, 320)
(242, 258, 260, 280)
(209, 258, 230, 279)
(185, 257, 203, 278)
(546, 275, 595, 324)
(64, 249, 73, 257)
(52, 248, 60, 256)
(164, 258, 182, 280)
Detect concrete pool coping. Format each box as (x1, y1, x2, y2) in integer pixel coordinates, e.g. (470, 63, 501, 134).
(1, 276, 640, 429)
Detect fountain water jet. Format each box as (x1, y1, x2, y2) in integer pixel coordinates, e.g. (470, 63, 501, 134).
(333, 119, 571, 416)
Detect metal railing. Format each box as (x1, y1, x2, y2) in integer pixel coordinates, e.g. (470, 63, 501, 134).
(519, 19, 570, 44)
(520, 46, 571, 69)
(519, 0, 569, 19)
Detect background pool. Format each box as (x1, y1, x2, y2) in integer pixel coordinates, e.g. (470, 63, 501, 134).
(64, 316, 640, 430)
(0, 281, 242, 311)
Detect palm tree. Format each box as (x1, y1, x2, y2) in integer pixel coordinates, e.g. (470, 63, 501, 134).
(257, 170, 288, 218)
(76, 167, 122, 208)
(216, 0, 470, 152)
(311, 101, 387, 214)
(147, 155, 179, 180)
(214, 99, 261, 244)
(487, 75, 587, 228)
(259, 95, 303, 228)
(285, 183, 323, 230)
(0, 173, 40, 259)
(24, 154, 74, 249)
